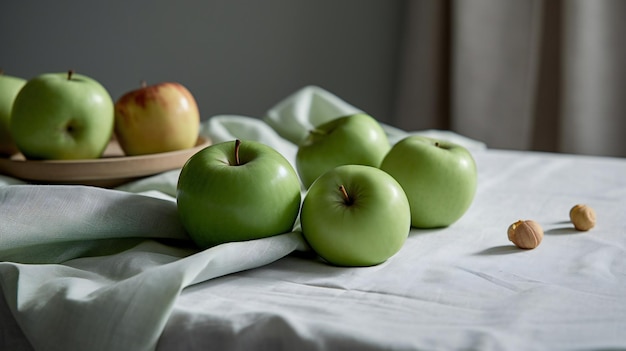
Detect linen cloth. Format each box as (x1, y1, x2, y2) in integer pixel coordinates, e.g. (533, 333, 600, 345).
(161, 149, 626, 351)
(0, 86, 486, 351)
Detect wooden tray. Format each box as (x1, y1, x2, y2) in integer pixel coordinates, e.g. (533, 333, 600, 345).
(0, 136, 211, 188)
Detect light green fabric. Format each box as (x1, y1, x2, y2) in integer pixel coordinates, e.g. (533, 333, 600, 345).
(0, 184, 307, 351)
(0, 86, 486, 351)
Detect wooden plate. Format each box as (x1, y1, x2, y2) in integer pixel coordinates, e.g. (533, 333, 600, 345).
(0, 136, 211, 188)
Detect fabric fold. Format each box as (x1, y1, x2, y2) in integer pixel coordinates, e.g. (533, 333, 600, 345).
(1, 233, 306, 351)
(0, 185, 189, 264)
(264, 85, 363, 145)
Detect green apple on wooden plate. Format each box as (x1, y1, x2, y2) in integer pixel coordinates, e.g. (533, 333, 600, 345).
(10, 70, 114, 160)
(0, 70, 26, 156)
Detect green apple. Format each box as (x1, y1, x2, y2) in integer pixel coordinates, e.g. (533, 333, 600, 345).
(300, 164, 411, 267)
(177, 139, 302, 248)
(0, 71, 26, 156)
(296, 113, 390, 189)
(380, 135, 477, 228)
(10, 70, 114, 160)
(114, 81, 200, 156)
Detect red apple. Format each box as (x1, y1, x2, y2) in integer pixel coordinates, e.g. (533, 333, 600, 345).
(114, 81, 200, 156)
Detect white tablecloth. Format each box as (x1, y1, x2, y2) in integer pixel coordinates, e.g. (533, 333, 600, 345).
(1, 87, 624, 351)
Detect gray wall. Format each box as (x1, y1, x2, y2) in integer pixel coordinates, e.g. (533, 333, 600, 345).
(1, 0, 404, 124)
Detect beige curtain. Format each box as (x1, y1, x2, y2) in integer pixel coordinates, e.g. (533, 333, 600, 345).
(393, 0, 626, 157)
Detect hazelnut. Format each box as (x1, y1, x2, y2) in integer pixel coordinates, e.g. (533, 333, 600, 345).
(508, 220, 543, 249)
(569, 204, 596, 231)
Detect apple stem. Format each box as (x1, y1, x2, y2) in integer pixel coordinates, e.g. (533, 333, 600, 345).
(309, 128, 327, 136)
(234, 139, 241, 166)
(67, 70, 74, 80)
(339, 185, 353, 205)
(0, 69, 4, 76)
(435, 142, 440, 147)
(141, 80, 147, 88)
